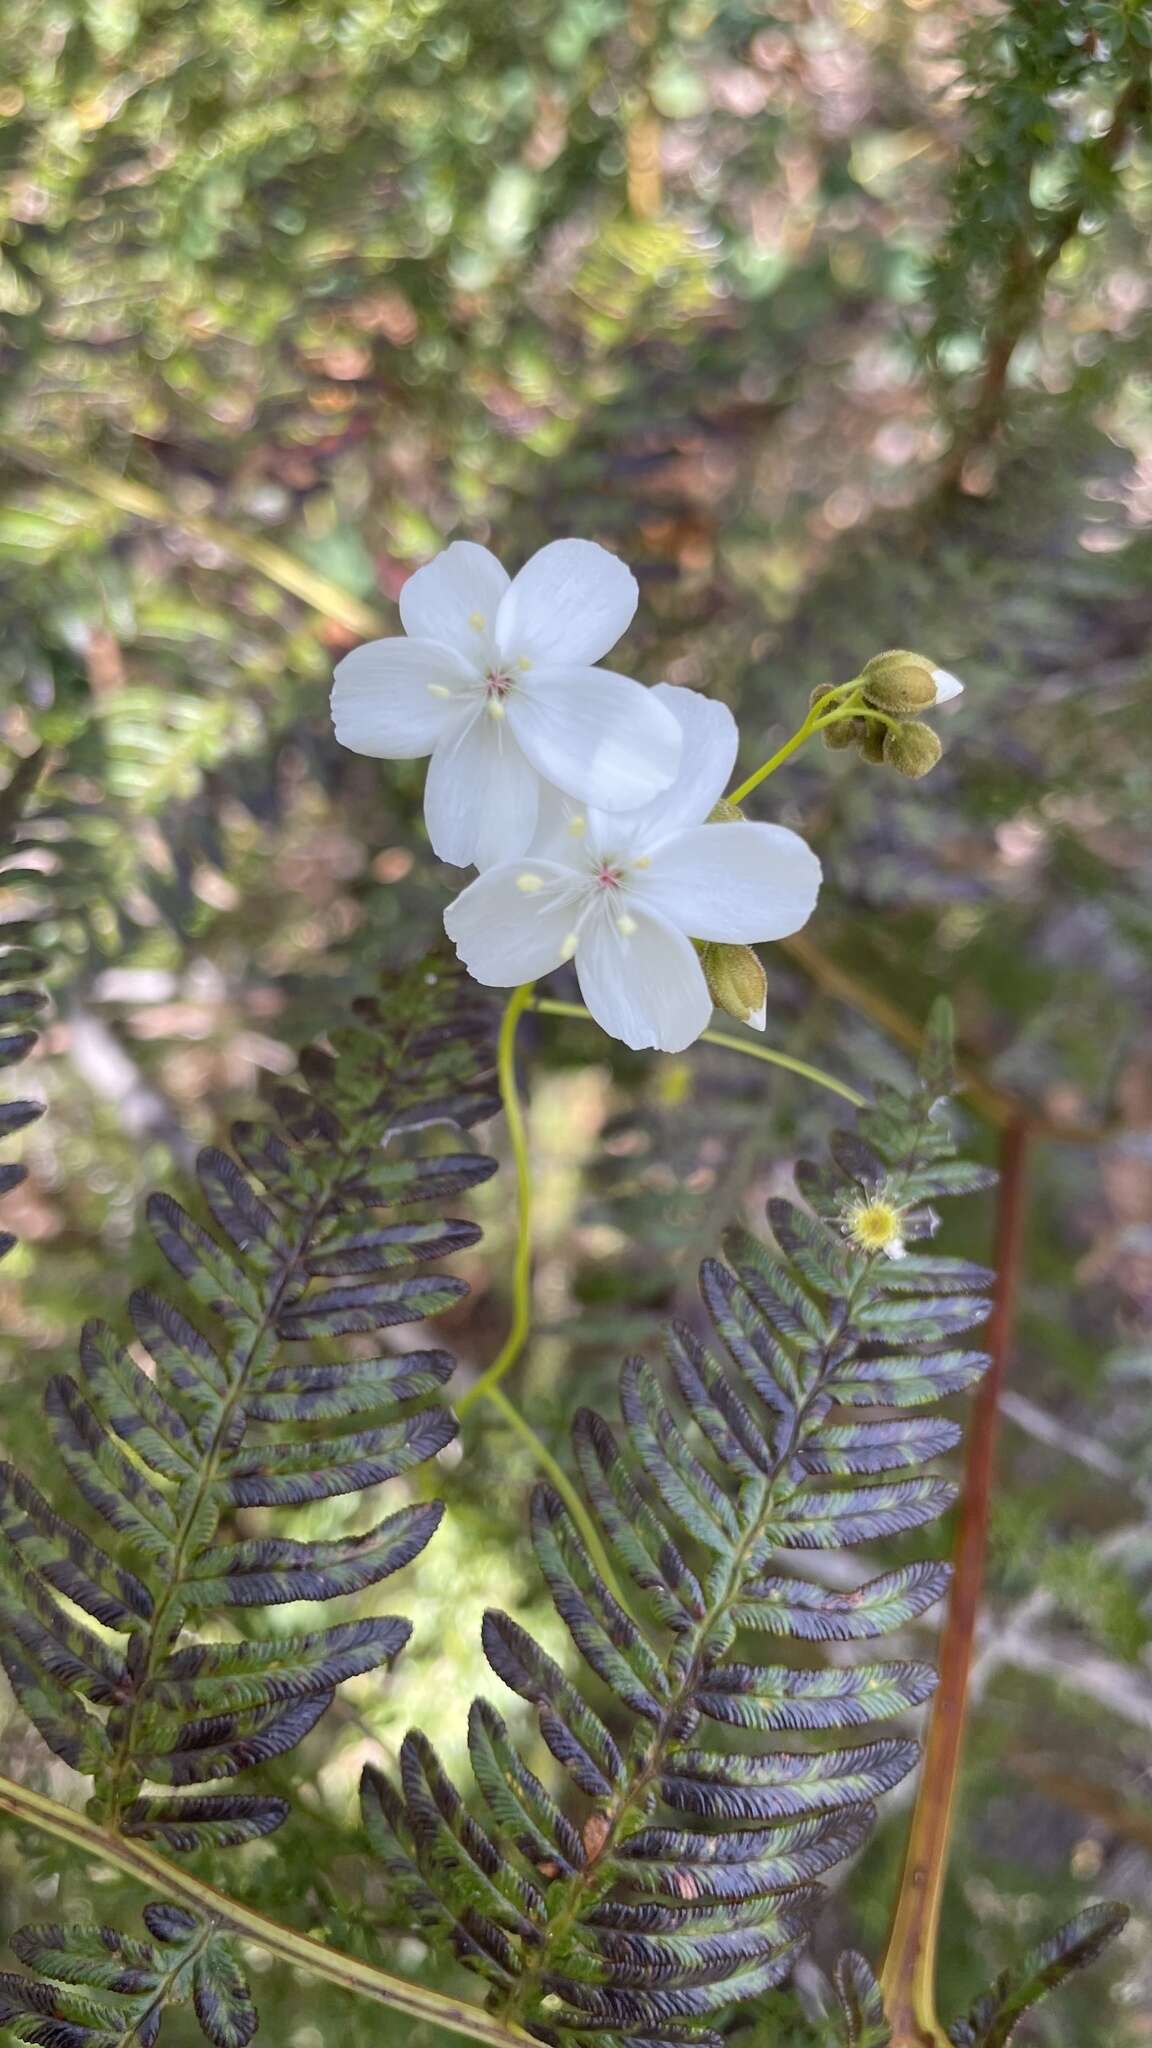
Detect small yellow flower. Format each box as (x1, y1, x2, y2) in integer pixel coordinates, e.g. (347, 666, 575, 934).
(841, 1194, 907, 1261)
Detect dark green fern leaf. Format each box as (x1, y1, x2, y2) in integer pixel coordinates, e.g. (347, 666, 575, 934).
(831, 1952, 890, 2046)
(363, 1012, 993, 2047)
(0, 956, 496, 1853)
(947, 1901, 1130, 2047)
(1, 1906, 255, 2048)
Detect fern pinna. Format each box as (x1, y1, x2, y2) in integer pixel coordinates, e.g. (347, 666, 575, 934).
(0, 957, 496, 1854)
(0, 1906, 258, 2048)
(364, 1006, 995, 2047)
(1, 926, 49, 1266)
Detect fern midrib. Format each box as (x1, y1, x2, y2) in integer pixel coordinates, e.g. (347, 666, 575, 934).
(101, 1023, 434, 1824)
(134, 1915, 217, 2039)
(499, 1121, 937, 2027)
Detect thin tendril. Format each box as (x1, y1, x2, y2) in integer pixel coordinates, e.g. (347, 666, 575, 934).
(530, 997, 867, 1106)
(456, 984, 633, 1609)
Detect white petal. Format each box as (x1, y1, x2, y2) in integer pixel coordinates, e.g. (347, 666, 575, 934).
(444, 862, 583, 985)
(637, 822, 822, 942)
(331, 639, 473, 758)
(424, 711, 541, 869)
(587, 682, 738, 847)
(932, 667, 964, 704)
(398, 542, 508, 663)
(496, 539, 637, 666)
(527, 785, 591, 867)
(508, 667, 681, 812)
(576, 907, 713, 1053)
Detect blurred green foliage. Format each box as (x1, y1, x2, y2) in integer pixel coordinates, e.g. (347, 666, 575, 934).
(3, 0, 1152, 2042)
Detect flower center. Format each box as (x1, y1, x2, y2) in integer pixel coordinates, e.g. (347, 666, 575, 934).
(484, 669, 514, 719)
(595, 863, 623, 891)
(841, 1195, 906, 1259)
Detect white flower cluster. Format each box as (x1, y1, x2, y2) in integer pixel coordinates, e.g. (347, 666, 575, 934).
(333, 538, 957, 1054)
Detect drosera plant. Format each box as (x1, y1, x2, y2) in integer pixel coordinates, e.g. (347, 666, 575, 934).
(0, 543, 1132, 2046)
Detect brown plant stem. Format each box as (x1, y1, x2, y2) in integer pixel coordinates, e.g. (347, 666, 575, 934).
(879, 1118, 1031, 2047)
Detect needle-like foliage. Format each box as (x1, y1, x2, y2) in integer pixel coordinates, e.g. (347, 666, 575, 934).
(0, 956, 497, 1854)
(362, 1005, 997, 2046)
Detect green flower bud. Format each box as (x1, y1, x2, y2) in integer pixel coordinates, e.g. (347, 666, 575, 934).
(707, 796, 745, 822)
(857, 718, 888, 764)
(860, 649, 938, 716)
(699, 941, 767, 1030)
(883, 719, 942, 778)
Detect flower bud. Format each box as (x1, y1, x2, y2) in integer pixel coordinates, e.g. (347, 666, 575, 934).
(857, 719, 888, 765)
(883, 719, 942, 778)
(707, 796, 745, 822)
(822, 715, 863, 751)
(699, 941, 767, 1030)
(860, 649, 938, 716)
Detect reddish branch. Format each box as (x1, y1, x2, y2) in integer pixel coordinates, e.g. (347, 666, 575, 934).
(879, 1119, 1032, 2047)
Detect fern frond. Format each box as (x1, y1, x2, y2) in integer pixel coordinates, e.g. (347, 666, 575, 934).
(363, 1007, 995, 2046)
(947, 1901, 1130, 2048)
(1, 1904, 256, 2048)
(0, 955, 497, 1854)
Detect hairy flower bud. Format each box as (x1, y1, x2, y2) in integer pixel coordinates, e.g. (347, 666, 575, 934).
(860, 649, 938, 715)
(857, 719, 888, 765)
(823, 715, 863, 751)
(883, 720, 942, 778)
(699, 941, 767, 1030)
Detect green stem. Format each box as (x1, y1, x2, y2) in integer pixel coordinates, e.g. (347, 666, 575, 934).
(455, 986, 631, 1606)
(483, 1383, 630, 1609)
(530, 998, 866, 1107)
(0, 1776, 533, 2048)
(458, 984, 535, 1417)
(727, 686, 865, 806)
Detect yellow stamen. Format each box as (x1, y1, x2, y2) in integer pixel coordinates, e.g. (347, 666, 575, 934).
(517, 656, 531, 671)
(486, 697, 506, 720)
(559, 932, 579, 962)
(567, 814, 587, 837)
(633, 854, 651, 869)
(468, 611, 486, 630)
(517, 873, 544, 894)
(617, 913, 637, 937)
(427, 683, 453, 698)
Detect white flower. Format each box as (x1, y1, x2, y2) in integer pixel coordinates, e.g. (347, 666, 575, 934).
(931, 667, 964, 703)
(330, 538, 682, 870)
(443, 685, 822, 1053)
